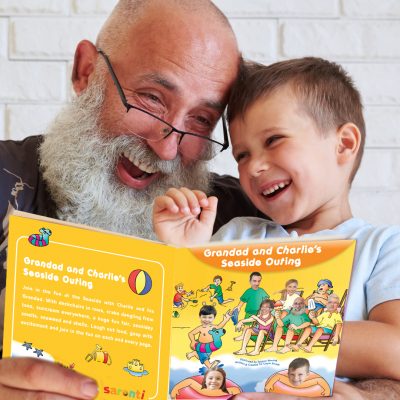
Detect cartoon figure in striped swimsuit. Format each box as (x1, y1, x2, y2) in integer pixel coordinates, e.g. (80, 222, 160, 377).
(186, 305, 231, 369)
(28, 227, 52, 247)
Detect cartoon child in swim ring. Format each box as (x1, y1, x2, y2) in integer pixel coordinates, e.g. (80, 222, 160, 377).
(171, 367, 241, 399)
(265, 358, 331, 397)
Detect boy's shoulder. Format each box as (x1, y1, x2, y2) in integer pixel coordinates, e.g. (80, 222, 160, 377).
(332, 218, 400, 248)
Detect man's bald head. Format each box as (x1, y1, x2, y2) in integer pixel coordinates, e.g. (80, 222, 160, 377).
(97, 0, 237, 57)
(51, 0, 239, 238)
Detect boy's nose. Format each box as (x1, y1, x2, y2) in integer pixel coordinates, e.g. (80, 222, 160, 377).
(248, 156, 271, 176)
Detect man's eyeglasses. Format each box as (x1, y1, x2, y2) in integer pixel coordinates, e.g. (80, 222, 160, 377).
(97, 49, 229, 161)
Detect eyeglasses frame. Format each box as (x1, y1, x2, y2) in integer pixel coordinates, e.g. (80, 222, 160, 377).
(97, 48, 229, 153)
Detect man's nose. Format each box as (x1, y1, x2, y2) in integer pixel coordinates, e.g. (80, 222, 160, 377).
(147, 131, 180, 160)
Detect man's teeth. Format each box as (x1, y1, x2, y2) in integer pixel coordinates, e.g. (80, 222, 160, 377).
(262, 181, 290, 196)
(123, 151, 159, 174)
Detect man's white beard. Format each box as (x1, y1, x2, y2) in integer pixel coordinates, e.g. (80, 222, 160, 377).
(39, 79, 210, 240)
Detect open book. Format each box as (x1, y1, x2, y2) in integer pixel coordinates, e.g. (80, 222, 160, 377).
(3, 211, 355, 399)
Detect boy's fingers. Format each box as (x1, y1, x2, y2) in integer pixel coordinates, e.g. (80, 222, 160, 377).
(192, 190, 209, 208)
(179, 187, 202, 214)
(165, 188, 193, 215)
(198, 196, 218, 227)
(154, 195, 179, 214)
(0, 358, 98, 399)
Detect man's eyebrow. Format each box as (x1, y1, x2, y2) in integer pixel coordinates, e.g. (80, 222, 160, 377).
(139, 73, 225, 112)
(140, 73, 177, 91)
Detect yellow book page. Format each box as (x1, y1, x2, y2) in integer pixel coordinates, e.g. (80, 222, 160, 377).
(169, 239, 355, 398)
(3, 212, 175, 400)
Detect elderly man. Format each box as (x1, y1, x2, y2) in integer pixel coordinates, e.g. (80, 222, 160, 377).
(295, 293, 343, 353)
(266, 297, 311, 354)
(0, 0, 261, 398)
(0, 1, 398, 399)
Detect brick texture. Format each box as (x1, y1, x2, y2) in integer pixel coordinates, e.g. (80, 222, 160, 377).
(1, 0, 399, 224)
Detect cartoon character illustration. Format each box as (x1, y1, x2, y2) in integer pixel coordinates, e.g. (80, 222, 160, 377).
(28, 227, 52, 247)
(293, 293, 343, 353)
(265, 358, 331, 397)
(232, 272, 269, 341)
(201, 275, 233, 305)
(124, 358, 149, 377)
(171, 367, 242, 399)
(305, 279, 333, 313)
(186, 305, 231, 368)
(273, 279, 302, 318)
(85, 344, 112, 365)
(233, 299, 275, 356)
(186, 305, 231, 369)
(173, 283, 194, 308)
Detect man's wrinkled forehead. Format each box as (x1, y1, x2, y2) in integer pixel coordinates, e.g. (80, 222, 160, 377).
(122, 3, 239, 74)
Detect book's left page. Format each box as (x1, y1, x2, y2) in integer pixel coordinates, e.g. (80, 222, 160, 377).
(3, 212, 175, 400)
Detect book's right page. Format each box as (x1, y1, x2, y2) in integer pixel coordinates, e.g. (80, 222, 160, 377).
(169, 238, 355, 398)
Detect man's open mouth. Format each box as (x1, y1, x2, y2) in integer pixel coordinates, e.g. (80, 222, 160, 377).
(262, 180, 292, 198)
(120, 151, 160, 180)
(116, 152, 161, 189)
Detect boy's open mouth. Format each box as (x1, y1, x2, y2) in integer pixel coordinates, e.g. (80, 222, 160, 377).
(262, 180, 292, 198)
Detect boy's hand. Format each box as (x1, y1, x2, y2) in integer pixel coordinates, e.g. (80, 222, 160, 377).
(0, 357, 98, 399)
(153, 187, 217, 246)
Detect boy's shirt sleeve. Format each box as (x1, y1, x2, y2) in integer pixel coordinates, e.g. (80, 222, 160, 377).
(365, 228, 400, 313)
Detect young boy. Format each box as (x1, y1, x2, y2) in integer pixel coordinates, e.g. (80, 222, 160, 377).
(265, 358, 330, 395)
(153, 57, 400, 380)
(187, 305, 232, 369)
(173, 282, 193, 308)
(202, 275, 233, 305)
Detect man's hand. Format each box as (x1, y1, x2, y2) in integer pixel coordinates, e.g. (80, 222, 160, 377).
(232, 380, 368, 400)
(153, 187, 217, 246)
(0, 357, 98, 399)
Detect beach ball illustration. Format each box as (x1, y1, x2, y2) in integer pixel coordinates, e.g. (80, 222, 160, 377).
(128, 269, 152, 295)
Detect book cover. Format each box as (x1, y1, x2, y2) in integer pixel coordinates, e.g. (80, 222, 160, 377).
(3, 211, 355, 399)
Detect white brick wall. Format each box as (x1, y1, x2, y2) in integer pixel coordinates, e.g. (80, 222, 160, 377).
(1, 0, 399, 225)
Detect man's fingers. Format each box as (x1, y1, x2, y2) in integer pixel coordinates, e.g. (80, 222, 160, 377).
(0, 384, 79, 400)
(0, 358, 98, 399)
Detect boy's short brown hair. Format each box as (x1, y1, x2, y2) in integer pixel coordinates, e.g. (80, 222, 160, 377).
(227, 57, 366, 182)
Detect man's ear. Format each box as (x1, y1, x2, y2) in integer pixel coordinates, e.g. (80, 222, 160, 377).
(72, 40, 98, 95)
(336, 123, 361, 165)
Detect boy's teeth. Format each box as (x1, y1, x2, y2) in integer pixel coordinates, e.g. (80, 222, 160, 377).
(262, 181, 290, 196)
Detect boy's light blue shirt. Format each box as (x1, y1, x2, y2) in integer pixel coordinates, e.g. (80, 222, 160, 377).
(212, 217, 400, 321)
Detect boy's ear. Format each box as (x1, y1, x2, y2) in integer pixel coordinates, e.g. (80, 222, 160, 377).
(336, 123, 361, 165)
(72, 40, 98, 95)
